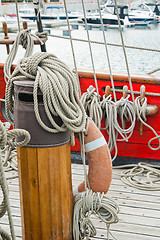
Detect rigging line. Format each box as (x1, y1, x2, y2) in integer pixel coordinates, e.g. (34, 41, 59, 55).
(81, 0, 99, 95)
(48, 34, 160, 53)
(15, 0, 20, 32)
(147, 67, 160, 75)
(63, 0, 81, 97)
(114, 0, 135, 102)
(97, 0, 117, 101)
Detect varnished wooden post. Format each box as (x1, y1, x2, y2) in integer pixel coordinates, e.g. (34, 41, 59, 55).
(14, 81, 73, 240)
(17, 145, 73, 240)
(3, 22, 10, 54)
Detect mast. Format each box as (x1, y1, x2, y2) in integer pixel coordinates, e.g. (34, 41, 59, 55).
(33, 0, 46, 52)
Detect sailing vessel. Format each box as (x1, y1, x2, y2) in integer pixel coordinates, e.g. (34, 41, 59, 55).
(0, 0, 160, 240)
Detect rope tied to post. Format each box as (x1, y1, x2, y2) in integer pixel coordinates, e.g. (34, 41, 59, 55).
(5, 52, 86, 145)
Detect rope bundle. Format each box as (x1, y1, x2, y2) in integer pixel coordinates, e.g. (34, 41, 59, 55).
(5, 52, 86, 145)
(119, 162, 160, 191)
(0, 121, 30, 240)
(4, 29, 44, 82)
(101, 93, 136, 161)
(73, 189, 119, 240)
(81, 85, 102, 129)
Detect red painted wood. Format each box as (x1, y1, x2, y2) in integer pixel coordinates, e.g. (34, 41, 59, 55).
(0, 65, 160, 160)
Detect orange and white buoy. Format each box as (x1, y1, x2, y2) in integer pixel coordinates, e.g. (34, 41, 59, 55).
(73, 118, 112, 195)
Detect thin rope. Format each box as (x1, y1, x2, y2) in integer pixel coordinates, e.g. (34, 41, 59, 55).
(114, 0, 135, 102)
(15, 0, 20, 32)
(135, 96, 160, 150)
(101, 93, 136, 161)
(63, 0, 81, 97)
(48, 34, 160, 53)
(97, 0, 117, 101)
(113, 162, 160, 191)
(81, 0, 99, 95)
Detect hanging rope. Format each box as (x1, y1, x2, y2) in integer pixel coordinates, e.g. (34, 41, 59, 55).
(73, 127, 119, 240)
(101, 92, 136, 161)
(81, 86, 102, 129)
(0, 121, 30, 240)
(5, 52, 86, 145)
(135, 95, 160, 150)
(4, 29, 44, 82)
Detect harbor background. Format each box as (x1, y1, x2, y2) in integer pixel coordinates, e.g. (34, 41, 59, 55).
(0, 0, 160, 75)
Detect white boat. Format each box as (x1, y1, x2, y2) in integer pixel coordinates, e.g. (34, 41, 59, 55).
(128, 3, 160, 25)
(0, 15, 36, 32)
(81, 4, 134, 28)
(19, 5, 81, 22)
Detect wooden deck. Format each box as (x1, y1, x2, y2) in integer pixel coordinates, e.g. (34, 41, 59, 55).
(0, 163, 160, 240)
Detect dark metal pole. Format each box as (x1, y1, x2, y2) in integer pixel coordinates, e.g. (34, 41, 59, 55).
(34, 8, 46, 52)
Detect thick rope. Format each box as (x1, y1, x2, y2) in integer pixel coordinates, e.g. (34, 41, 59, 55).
(5, 52, 86, 145)
(0, 121, 30, 240)
(4, 30, 44, 83)
(81, 86, 102, 129)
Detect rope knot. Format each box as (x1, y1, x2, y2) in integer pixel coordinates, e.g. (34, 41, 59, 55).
(19, 52, 49, 77)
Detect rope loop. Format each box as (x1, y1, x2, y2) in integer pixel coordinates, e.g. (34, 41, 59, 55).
(120, 162, 160, 190)
(81, 85, 102, 129)
(73, 189, 119, 240)
(5, 52, 86, 144)
(7, 129, 31, 148)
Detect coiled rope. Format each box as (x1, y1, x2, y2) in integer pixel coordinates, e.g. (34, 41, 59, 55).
(101, 93, 136, 161)
(4, 29, 44, 82)
(0, 121, 30, 240)
(81, 86, 102, 129)
(114, 162, 160, 191)
(5, 52, 86, 145)
(73, 120, 119, 240)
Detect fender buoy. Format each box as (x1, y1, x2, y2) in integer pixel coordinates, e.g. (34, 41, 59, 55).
(74, 119, 112, 195)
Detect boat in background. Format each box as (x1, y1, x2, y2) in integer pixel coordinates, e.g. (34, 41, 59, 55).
(19, 5, 81, 22)
(81, 4, 134, 28)
(128, 3, 160, 25)
(0, 15, 36, 32)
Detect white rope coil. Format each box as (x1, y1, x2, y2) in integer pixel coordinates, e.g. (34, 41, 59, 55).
(5, 52, 86, 145)
(81, 85, 102, 129)
(119, 162, 160, 191)
(101, 94, 136, 161)
(4, 29, 44, 82)
(73, 189, 119, 240)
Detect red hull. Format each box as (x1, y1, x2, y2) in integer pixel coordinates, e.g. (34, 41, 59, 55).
(0, 65, 160, 161)
(72, 70, 160, 161)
